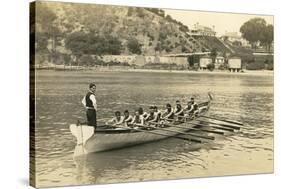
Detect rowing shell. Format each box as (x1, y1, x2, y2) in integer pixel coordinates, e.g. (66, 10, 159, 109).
(70, 99, 211, 156)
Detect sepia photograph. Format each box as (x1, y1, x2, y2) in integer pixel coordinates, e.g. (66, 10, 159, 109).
(30, 1, 274, 188)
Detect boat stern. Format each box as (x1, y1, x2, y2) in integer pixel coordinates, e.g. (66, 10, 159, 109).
(69, 123, 95, 156)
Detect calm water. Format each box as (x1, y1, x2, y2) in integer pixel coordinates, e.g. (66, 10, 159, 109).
(34, 70, 273, 187)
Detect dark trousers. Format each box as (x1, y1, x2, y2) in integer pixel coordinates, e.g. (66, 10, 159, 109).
(86, 109, 97, 128)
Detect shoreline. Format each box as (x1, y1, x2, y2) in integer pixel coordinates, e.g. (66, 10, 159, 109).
(36, 67, 273, 77)
(115, 68, 274, 76)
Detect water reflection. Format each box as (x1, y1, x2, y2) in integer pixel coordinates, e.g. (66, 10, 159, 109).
(73, 138, 205, 184)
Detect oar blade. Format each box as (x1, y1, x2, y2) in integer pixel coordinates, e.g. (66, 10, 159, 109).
(223, 119, 244, 126)
(198, 119, 241, 130)
(201, 115, 244, 126)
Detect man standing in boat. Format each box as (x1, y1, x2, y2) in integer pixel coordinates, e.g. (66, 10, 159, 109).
(82, 83, 97, 128)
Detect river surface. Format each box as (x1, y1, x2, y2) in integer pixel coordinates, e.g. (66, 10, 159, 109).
(34, 70, 273, 187)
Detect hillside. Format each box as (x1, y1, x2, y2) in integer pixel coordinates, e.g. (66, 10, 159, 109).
(35, 1, 207, 56)
(193, 36, 232, 54)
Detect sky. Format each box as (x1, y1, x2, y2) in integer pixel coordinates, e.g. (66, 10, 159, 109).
(164, 9, 273, 36)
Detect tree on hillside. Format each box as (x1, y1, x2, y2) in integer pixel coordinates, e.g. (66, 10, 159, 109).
(36, 3, 60, 63)
(127, 7, 134, 17)
(104, 35, 123, 55)
(80, 55, 94, 66)
(240, 18, 267, 49)
(65, 32, 122, 56)
(136, 8, 145, 18)
(210, 48, 218, 63)
(179, 25, 189, 32)
(127, 38, 142, 54)
(35, 33, 49, 53)
(145, 8, 165, 17)
(65, 32, 89, 55)
(165, 14, 173, 22)
(260, 24, 273, 52)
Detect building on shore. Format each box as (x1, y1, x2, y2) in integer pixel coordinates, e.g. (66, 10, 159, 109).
(188, 23, 216, 37)
(215, 56, 225, 69)
(221, 32, 250, 47)
(228, 56, 242, 72)
(199, 55, 212, 70)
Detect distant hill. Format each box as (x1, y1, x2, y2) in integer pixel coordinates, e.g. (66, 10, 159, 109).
(35, 1, 213, 56)
(34, 1, 240, 61)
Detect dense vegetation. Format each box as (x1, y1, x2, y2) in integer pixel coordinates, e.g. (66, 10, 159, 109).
(240, 18, 273, 51)
(34, 2, 201, 61)
(65, 32, 122, 55)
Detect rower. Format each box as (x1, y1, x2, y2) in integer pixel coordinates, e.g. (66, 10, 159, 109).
(123, 110, 133, 127)
(138, 107, 149, 120)
(129, 110, 144, 127)
(149, 106, 162, 127)
(161, 103, 174, 122)
(183, 101, 193, 119)
(153, 106, 161, 122)
(174, 100, 184, 121)
(187, 97, 199, 118)
(144, 106, 155, 122)
(105, 111, 124, 126)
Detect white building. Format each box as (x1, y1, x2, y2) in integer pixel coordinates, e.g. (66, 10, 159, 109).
(228, 57, 242, 72)
(188, 23, 216, 37)
(222, 32, 251, 47)
(215, 56, 225, 69)
(199, 56, 212, 69)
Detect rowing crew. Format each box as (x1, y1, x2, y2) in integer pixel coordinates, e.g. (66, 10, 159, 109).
(105, 97, 199, 127)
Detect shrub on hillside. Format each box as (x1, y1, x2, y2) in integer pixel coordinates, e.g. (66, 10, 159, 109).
(136, 8, 145, 18)
(246, 62, 265, 70)
(127, 38, 142, 54)
(266, 62, 273, 70)
(127, 7, 134, 17)
(79, 55, 94, 66)
(207, 63, 215, 71)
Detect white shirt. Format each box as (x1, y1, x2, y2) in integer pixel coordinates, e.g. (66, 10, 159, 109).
(130, 115, 144, 125)
(106, 116, 124, 125)
(124, 115, 133, 122)
(82, 92, 97, 110)
(162, 108, 174, 119)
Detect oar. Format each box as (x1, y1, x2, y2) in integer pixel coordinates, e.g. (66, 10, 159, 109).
(201, 124, 234, 132)
(163, 117, 234, 133)
(198, 120, 241, 130)
(97, 117, 111, 122)
(149, 121, 224, 135)
(200, 115, 244, 126)
(144, 123, 215, 140)
(113, 125, 202, 143)
(173, 123, 224, 135)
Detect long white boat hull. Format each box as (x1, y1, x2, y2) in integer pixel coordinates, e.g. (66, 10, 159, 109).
(70, 100, 211, 156)
(86, 122, 195, 153)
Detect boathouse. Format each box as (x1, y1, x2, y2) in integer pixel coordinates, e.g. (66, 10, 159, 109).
(215, 56, 225, 69)
(228, 56, 242, 72)
(199, 55, 212, 70)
